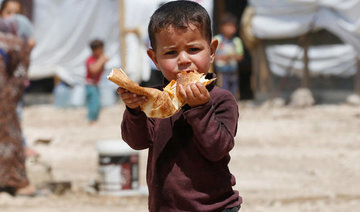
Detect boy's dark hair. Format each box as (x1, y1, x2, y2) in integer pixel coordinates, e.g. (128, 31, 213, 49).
(89, 39, 104, 50)
(148, 0, 212, 49)
(220, 13, 237, 26)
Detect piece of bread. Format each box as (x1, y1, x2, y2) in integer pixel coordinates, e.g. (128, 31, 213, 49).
(107, 68, 214, 118)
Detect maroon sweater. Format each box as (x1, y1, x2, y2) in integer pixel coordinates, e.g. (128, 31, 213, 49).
(121, 78, 242, 212)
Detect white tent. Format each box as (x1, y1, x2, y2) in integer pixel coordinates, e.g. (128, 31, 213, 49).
(249, 0, 360, 77)
(28, 0, 213, 106)
(30, 0, 138, 83)
(29, 0, 213, 82)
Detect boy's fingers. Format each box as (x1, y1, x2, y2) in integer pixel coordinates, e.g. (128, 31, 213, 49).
(117, 87, 124, 93)
(120, 92, 136, 100)
(117, 87, 128, 94)
(129, 98, 147, 106)
(127, 102, 142, 109)
(126, 97, 141, 104)
(196, 82, 208, 95)
(118, 88, 147, 101)
(186, 84, 195, 99)
(178, 84, 186, 98)
(125, 96, 147, 103)
(124, 97, 148, 109)
(190, 83, 202, 97)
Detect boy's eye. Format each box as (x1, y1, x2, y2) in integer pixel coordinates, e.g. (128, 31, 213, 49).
(165, 51, 176, 55)
(189, 48, 200, 53)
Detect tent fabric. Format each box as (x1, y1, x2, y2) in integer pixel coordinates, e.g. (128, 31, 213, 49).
(29, 0, 122, 82)
(29, 0, 213, 82)
(266, 44, 357, 77)
(28, 0, 213, 106)
(249, 0, 360, 76)
(250, 0, 360, 53)
(29, 0, 155, 83)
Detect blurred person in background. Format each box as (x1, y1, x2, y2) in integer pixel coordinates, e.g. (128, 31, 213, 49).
(0, 0, 35, 48)
(85, 39, 109, 124)
(0, 0, 22, 17)
(0, 0, 37, 157)
(214, 13, 244, 98)
(0, 0, 39, 158)
(0, 14, 38, 196)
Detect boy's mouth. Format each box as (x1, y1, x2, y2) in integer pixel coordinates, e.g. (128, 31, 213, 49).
(179, 69, 198, 73)
(184, 70, 194, 73)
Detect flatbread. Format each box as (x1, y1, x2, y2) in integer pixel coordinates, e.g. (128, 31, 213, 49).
(107, 68, 214, 118)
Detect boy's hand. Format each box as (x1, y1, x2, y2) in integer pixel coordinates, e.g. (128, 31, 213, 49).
(178, 82, 210, 107)
(117, 87, 148, 109)
(101, 54, 110, 63)
(233, 54, 243, 61)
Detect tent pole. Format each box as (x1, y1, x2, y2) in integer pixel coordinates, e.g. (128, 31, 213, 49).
(217, 0, 225, 20)
(259, 41, 271, 93)
(301, 34, 310, 88)
(118, 0, 126, 70)
(355, 58, 360, 95)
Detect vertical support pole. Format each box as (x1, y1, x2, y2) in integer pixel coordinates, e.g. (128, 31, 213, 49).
(217, 0, 225, 20)
(301, 34, 310, 88)
(212, 0, 225, 76)
(213, 0, 225, 34)
(258, 41, 272, 93)
(250, 48, 258, 93)
(355, 58, 360, 95)
(118, 0, 126, 70)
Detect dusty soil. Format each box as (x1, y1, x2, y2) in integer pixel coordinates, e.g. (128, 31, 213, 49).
(1, 102, 359, 212)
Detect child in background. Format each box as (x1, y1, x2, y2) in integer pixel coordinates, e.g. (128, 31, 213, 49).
(85, 39, 108, 124)
(0, 0, 22, 17)
(0, 0, 36, 48)
(118, 1, 242, 211)
(214, 13, 243, 98)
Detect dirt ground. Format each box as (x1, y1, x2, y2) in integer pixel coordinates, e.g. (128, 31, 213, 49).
(1, 102, 359, 212)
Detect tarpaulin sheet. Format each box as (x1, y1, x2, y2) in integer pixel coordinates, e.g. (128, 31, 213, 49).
(28, 0, 213, 82)
(249, 0, 360, 76)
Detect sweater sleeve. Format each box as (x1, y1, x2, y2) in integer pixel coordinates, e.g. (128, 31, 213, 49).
(121, 107, 154, 150)
(183, 91, 238, 161)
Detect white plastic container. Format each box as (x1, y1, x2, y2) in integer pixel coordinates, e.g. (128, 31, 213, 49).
(96, 139, 139, 195)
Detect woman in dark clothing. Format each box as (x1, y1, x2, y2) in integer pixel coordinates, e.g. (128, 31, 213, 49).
(0, 14, 35, 196)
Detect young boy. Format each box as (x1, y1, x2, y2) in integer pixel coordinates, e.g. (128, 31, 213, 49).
(214, 13, 243, 97)
(85, 39, 108, 123)
(118, 1, 242, 211)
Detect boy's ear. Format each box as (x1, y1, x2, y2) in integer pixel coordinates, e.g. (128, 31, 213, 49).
(147, 49, 160, 69)
(210, 39, 218, 63)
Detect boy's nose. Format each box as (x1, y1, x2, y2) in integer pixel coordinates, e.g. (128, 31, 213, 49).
(178, 52, 191, 70)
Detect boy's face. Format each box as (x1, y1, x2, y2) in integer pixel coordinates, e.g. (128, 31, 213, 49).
(1, 1, 21, 18)
(92, 47, 104, 58)
(221, 23, 237, 39)
(147, 25, 218, 81)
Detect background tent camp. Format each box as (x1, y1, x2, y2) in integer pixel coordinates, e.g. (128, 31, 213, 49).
(23, 0, 213, 106)
(243, 0, 360, 103)
(4, 0, 360, 105)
